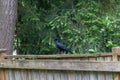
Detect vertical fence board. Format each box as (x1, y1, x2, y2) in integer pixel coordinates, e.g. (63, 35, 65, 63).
(105, 72, 113, 80)
(89, 72, 97, 80)
(82, 72, 90, 80)
(53, 71, 61, 80)
(9, 69, 15, 80)
(39, 70, 47, 80)
(97, 72, 105, 80)
(46, 71, 54, 80)
(76, 72, 82, 80)
(21, 70, 27, 80)
(0, 69, 5, 80)
(5, 69, 10, 80)
(104, 57, 112, 61)
(32, 70, 40, 80)
(27, 70, 32, 80)
(14, 70, 22, 80)
(119, 73, 120, 80)
(60, 71, 68, 80)
(68, 71, 76, 80)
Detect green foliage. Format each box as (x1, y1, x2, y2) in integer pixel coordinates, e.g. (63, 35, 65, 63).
(15, 0, 120, 54)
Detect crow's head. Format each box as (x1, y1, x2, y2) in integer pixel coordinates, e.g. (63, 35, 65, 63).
(54, 38, 60, 42)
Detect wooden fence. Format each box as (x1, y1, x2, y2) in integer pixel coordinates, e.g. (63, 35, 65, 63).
(0, 47, 120, 80)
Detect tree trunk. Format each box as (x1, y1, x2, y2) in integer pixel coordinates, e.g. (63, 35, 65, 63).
(0, 0, 17, 54)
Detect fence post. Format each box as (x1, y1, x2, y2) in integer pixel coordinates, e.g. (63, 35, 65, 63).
(0, 49, 7, 80)
(112, 47, 120, 80)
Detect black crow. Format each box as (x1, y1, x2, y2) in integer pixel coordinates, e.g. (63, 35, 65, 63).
(54, 38, 72, 54)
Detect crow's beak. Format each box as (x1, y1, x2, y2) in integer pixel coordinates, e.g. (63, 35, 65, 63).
(54, 39, 57, 41)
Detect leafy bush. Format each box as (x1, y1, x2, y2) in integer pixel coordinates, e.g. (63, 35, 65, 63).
(15, 0, 120, 54)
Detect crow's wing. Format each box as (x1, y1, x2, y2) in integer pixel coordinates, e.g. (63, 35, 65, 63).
(56, 41, 67, 50)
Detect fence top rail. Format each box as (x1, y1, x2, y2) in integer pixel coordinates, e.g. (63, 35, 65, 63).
(4, 53, 113, 59)
(1, 47, 120, 59)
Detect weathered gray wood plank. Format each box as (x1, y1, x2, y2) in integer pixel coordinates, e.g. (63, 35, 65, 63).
(68, 71, 76, 80)
(39, 70, 46, 80)
(105, 72, 113, 80)
(0, 69, 5, 80)
(4, 53, 112, 60)
(5, 69, 10, 80)
(32, 70, 40, 80)
(27, 70, 32, 80)
(9, 69, 15, 80)
(82, 72, 90, 80)
(89, 72, 97, 80)
(97, 72, 105, 80)
(0, 60, 120, 72)
(46, 71, 54, 80)
(76, 72, 82, 80)
(14, 70, 22, 80)
(60, 71, 68, 80)
(53, 71, 61, 80)
(21, 70, 27, 80)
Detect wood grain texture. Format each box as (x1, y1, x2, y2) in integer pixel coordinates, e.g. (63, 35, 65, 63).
(14, 70, 22, 80)
(39, 70, 46, 80)
(32, 70, 40, 80)
(0, 69, 5, 80)
(46, 71, 54, 80)
(4, 53, 112, 60)
(76, 72, 82, 80)
(60, 71, 68, 80)
(5, 69, 10, 80)
(68, 71, 76, 80)
(89, 72, 97, 80)
(53, 71, 61, 80)
(0, 60, 120, 72)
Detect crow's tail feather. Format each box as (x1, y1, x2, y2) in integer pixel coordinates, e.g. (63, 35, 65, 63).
(66, 49, 72, 54)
